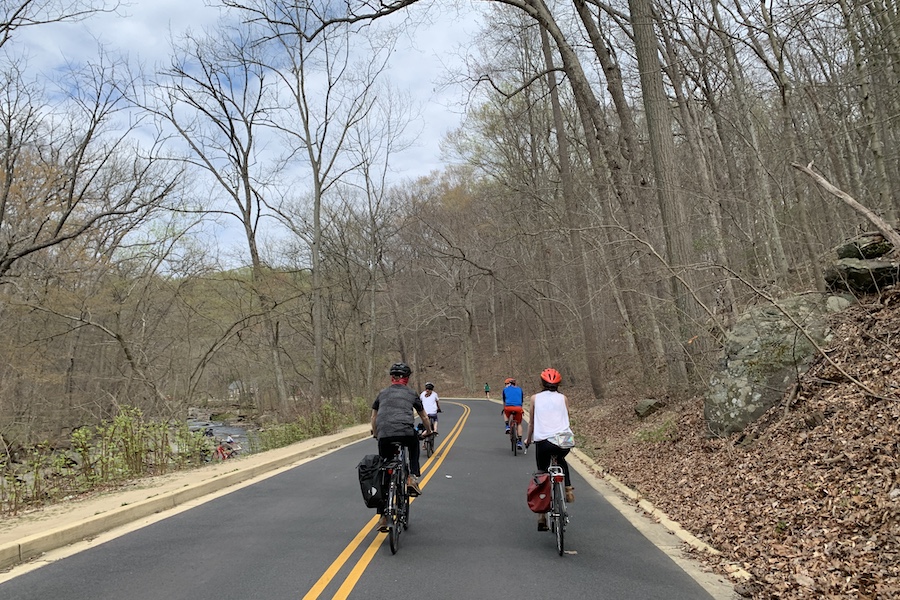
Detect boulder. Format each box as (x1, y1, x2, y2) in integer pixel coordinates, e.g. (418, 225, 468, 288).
(704, 294, 838, 436)
(634, 398, 665, 418)
(835, 233, 893, 260)
(824, 257, 900, 293)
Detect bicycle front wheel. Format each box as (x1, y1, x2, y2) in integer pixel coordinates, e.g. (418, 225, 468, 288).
(553, 481, 565, 555)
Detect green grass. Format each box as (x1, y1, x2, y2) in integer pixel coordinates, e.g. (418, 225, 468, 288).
(635, 418, 678, 443)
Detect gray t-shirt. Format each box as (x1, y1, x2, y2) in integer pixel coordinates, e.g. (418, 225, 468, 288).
(373, 384, 423, 438)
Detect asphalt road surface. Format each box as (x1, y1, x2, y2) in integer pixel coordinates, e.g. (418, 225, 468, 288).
(0, 399, 727, 600)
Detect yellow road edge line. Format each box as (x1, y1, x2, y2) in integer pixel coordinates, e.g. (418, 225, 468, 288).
(299, 402, 470, 600)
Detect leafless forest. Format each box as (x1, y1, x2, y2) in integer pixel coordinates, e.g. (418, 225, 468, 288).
(1, 0, 898, 447)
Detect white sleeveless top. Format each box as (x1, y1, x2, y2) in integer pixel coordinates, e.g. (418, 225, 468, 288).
(532, 390, 570, 442)
(419, 390, 439, 415)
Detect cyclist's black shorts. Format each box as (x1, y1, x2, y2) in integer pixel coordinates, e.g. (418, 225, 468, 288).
(378, 434, 421, 477)
(534, 440, 571, 486)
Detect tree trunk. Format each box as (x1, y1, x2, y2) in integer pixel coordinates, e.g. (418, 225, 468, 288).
(539, 25, 605, 399)
(628, 0, 694, 384)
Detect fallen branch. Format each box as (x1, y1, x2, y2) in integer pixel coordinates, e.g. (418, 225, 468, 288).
(792, 162, 900, 253)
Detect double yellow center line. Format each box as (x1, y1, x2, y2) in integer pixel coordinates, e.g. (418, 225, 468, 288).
(301, 402, 471, 600)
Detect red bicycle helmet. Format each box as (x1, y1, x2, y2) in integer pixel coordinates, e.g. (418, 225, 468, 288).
(540, 368, 562, 385)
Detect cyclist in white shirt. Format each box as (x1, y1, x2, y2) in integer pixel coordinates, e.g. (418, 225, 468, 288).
(419, 382, 441, 434)
(524, 368, 574, 531)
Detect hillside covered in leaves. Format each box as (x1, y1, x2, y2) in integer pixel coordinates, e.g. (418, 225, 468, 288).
(578, 288, 900, 599)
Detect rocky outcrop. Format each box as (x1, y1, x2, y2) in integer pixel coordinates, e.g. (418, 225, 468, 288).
(704, 294, 851, 435)
(825, 233, 899, 293)
(705, 232, 896, 436)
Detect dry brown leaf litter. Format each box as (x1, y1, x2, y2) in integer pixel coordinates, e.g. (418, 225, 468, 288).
(576, 288, 900, 599)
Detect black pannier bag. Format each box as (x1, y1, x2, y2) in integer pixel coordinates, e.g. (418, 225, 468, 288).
(357, 454, 387, 508)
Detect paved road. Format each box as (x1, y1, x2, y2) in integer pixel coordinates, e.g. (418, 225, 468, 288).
(0, 400, 729, 599)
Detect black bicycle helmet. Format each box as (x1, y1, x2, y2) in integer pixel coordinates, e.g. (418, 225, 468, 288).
(424, 382, 434, 390)
(389, 362, 412, 377)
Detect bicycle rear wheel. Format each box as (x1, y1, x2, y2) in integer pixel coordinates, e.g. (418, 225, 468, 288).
(400, 486, 410, 530)
(401, 459, 411, 531)
(388, 475, 402, 554)
(553, 481, 565, 555)
(425, 435, 434, 458)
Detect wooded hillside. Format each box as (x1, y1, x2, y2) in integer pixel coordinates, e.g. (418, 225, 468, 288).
(581, 288, 900, 598)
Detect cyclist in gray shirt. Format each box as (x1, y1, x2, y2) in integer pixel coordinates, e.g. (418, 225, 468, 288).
(371, 362, 433, 505)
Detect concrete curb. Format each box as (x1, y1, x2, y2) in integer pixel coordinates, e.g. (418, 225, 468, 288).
(0, 427, 370, 571)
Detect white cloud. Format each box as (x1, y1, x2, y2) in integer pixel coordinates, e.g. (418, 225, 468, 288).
(7, 1, 482, 263)
(13, 1, 478, 181)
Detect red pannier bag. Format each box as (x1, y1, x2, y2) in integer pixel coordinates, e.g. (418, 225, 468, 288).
(527, 472, 551, 513)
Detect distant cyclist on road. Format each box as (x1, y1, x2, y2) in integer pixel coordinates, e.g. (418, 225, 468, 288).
(524, 368, 574, 531)
(501, 377, 524, 450)
(371, 362, 433, 531)
(419, 382, 441, 435)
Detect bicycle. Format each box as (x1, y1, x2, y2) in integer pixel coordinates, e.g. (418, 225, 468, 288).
(422, 416, 438, 458)
(507, 414, 525, 456)
(382, 438, 426, 554)
(547, 455, 568, 555)
(211, 441, 240, 461)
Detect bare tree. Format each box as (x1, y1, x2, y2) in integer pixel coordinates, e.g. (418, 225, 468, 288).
(538, 24, 606, 398)
(149, 24, 293, 415)
(342, 83, 415, 398)
(0, 0, 120, 49)
(249, 7, 396, 406)
(0, 53, 179, 282)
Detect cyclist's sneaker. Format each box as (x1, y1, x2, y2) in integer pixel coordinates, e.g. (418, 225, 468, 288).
(504, 424, 510, 433)
(517, 440, 524, 449)
(407, 477, 422, 497)
(537, 514, 549, 531)
(565, 486, 575, 503)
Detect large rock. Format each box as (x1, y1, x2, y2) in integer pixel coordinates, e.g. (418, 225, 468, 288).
(704, 294, 841, 435)
(634, 398, 665, 418)
(835, 233, 893, 260)
(824, 257, 900, 293)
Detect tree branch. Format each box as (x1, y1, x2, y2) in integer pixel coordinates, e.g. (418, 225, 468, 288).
(792, 162, 900, 254)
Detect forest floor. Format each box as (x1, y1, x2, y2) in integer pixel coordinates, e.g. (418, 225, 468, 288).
(574, 287, 900, 599)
